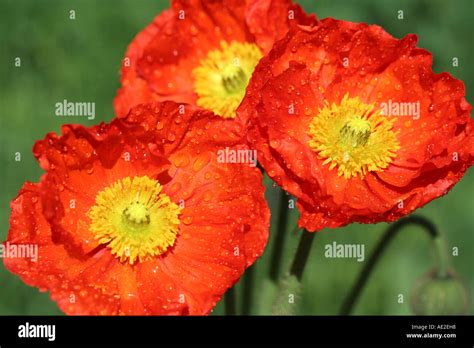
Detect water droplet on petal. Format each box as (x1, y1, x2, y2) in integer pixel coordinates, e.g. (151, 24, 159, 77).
(192, 153, 210, 172)
(189, 25, 198, 36)
(172, 153, 190, 168)
(170, 182, 181, 193)
(270, 139, 280, 148)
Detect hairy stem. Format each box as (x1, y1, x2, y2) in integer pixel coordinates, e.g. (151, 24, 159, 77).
(290, 230, 316, 281)
(272, 230, 316, 314)
(269, 189, 290, 282)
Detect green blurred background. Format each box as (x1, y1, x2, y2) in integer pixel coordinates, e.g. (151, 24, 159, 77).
(0, 0, 472, 315)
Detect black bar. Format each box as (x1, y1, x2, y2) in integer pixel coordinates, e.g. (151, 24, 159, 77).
(0, 315, 472, 345)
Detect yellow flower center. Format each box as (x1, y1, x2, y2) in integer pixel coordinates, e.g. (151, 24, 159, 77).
(192, 41, 262, 119)
(308, 94, 400, 179)
(88, 176, 182, 264)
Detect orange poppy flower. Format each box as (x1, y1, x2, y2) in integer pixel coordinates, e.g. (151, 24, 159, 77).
(114, 0, 316, 121)
(240, 18, 473, 231)
(3, 102, 269, 315)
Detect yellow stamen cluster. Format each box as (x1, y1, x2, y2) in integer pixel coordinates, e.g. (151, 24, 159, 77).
(308, 94, 400, 179)
(193, 41, 262, 119)
(88, 176, 181, 264)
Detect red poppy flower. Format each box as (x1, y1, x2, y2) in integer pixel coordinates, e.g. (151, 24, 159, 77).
(3, 102, 269, 315)
(240, 18, 474, 231)
(114, 0, 316, 120)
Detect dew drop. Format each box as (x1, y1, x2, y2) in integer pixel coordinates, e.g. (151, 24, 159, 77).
(173, 153, 190, 168)
(203, 191, 212, 202)
(189, 25, 198, 35)
(192, 153, 210, 172)
(170, 182, 181, 193)
(270, 139, 280, 148)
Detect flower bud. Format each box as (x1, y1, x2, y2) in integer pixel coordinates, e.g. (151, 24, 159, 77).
(410, 269, 469, 315)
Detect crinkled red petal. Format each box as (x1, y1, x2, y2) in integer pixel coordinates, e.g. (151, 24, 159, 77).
(241, 18, 474, 231)
(4, 102, 269, 315)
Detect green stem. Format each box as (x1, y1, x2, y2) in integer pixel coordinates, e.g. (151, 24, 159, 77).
(290, 230, 316, 280)
(271, 229, 316, 314)
(241, 265, 255, 315)
(434, 237, 449, 278)
(224, 286, 236, 316)
(339, 215, 445, 315)
(269, 189, 290, 282)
